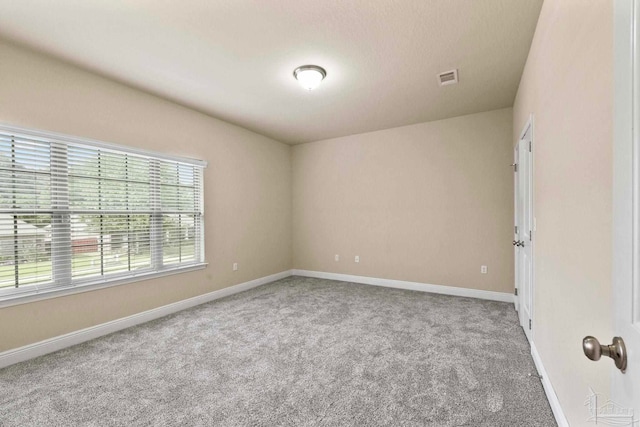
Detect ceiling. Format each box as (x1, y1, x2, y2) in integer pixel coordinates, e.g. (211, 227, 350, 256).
(0, 0, 543, 144)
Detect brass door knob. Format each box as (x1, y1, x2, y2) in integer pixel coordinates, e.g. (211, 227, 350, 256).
(582, 336, 627, 373)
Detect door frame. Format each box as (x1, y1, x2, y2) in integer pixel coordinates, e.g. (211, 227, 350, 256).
(515, 115, 535, 340)
(612, 0, 640, 414)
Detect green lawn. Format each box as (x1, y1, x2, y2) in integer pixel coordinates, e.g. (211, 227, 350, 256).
(0, 245, 195, 289)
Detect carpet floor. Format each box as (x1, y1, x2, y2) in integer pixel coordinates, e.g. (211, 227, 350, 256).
(0, 276, 556, 426)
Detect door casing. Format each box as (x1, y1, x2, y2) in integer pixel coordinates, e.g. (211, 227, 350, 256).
(612, 0, 640, 414)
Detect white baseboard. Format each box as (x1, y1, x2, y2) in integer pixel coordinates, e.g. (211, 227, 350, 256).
(292, 270, 514, 303)
(0, 270, 293, 369)
(531, 341, 569, 427)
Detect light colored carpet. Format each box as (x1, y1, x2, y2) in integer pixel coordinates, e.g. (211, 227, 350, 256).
(0, 276, 556, 426)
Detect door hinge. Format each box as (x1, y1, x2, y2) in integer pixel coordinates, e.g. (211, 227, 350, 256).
(515, 226, 518, 234)
(514, 163, 518, 172)
(529, 141, 532, 152)
(514, 288, 518, 296)
(529, 231, 532, 241)
(529, 319, 532, 330)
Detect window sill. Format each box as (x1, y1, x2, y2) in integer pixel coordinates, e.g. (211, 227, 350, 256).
(0, 262, 208, 308)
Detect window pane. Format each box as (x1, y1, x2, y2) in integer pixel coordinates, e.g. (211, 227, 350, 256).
(0, 214, 52, 289)
(178, 186, 195, 211)
(159, 163, 198, 212)
(69, 148, 151, 212)
(0, 170, 51, 210)
(160, 162, 197, 209)
(101, 215, 130, 276)
(0, 138, 52, 211)
(163, 214, 197, 265)
(71, 214, 151, 279)
(71, 214, 102, 279)
(160, 184, 179, 211)
(128, 182, 150, 210)
(69, 177, 101, 209)
(101, 179, 128, 210)
(160, 162, 178, 185)
(70, 177, 151, 211)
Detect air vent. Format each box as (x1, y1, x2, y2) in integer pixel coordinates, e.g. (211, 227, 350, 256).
(438, 69, 458, 86)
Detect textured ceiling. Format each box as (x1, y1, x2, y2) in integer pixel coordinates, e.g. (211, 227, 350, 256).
(0, 0, 543, 144)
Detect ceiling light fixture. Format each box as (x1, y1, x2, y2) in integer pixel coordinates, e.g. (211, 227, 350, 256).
(293, 65, 326, 90)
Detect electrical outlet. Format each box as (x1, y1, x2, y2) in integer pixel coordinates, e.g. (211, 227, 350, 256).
(355, 256, 360, 263)
(335, 254, 339, 261)
(481, 265, 488, 274)
(233, 262, 238, 271)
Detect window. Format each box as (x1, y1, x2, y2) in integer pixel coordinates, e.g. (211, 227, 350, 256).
(0, 124, 206, 303)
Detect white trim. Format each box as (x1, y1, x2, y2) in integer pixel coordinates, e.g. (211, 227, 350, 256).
(531, 341, 569, 427)
(292, 270, 513, 303)
(530, 114, 536, 340)
(612, 0, 640, 412)
(0, 123, 207, 167)
(0, 269, 293, 369)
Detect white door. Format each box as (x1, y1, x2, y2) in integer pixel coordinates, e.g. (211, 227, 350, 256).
(513, 145, 520, 313)
(610, 0, 640, 417)
(516, 119, 533, 343)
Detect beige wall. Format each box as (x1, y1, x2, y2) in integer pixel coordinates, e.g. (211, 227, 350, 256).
(513, 1, 613, 425)
(292, 108, 514, 293)
(0, 6, 615, 423)
(0, 40, 292, 352)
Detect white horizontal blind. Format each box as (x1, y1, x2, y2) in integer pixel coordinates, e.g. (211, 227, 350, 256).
(0, 126, 205, 300)
(0, 136, 53, 289)
(158, 160, 201, 267)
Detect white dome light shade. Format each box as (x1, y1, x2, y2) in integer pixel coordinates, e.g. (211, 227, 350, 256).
(293, 65, 326, 90)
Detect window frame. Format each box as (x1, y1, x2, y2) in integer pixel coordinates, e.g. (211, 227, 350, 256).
(0, 123, 207, 307)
